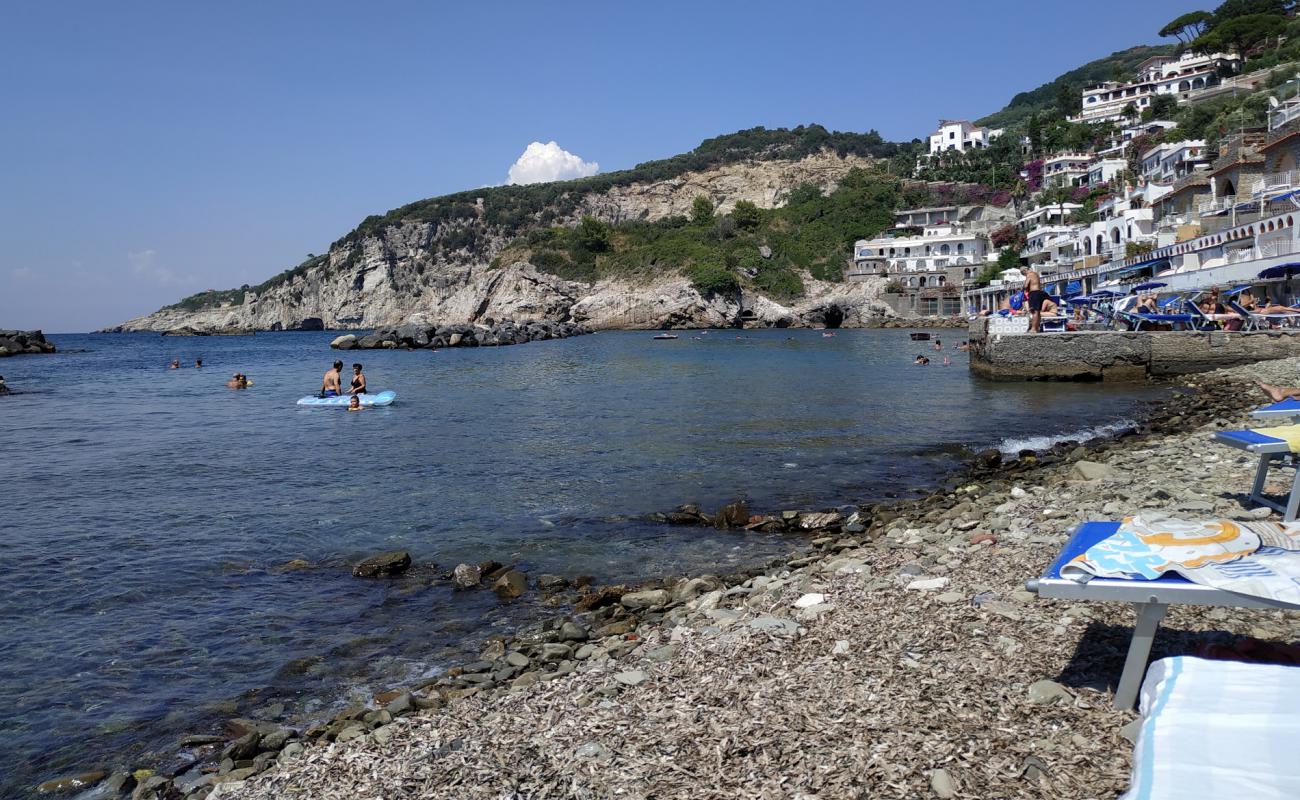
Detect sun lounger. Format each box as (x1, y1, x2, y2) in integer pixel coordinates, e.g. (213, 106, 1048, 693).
(1226, 298, 1300, 330)
(1253, 398, 1300, 422)
(1118, 311, 1194, 331)
(1212, 427, 1300, 521)
(1181, 300, 1223, 331)
(1122, 655, 1300, 799)
(1027, 521, 1300, 709)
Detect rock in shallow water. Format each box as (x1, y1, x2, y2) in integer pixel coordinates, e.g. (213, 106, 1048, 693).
(452, 563, 481, 589)
(352, 551, 411, 578)
(493, 570, 527, 599)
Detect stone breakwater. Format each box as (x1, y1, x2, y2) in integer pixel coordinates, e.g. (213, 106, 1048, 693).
(37, 359, 1300, 799)
(331, 319, 591, 351)
(0, 329, 55, 356)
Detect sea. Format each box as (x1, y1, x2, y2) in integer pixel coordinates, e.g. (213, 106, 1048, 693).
(0, 329, 1166, 796)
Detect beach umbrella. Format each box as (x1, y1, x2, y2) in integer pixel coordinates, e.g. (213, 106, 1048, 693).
(1258, 263, 1300, 280)
(1134, 281, 1166, 291)
(1223, 284, 1252, 297)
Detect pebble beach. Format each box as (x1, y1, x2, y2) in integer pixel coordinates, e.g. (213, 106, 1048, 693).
(126, 356, 1299, 800)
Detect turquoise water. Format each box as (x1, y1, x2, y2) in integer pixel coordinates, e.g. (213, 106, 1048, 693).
(0, 329, 1162, 796)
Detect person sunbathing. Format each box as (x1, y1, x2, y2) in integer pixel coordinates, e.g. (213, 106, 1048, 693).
(1239, 291, 1296, 316)
(1256, 380, 1300, 402)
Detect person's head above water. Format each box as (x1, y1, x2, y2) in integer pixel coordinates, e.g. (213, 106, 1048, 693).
(349, 395, 360, 407)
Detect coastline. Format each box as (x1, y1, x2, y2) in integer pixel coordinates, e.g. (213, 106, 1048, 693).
(52, 356, 1300, 799)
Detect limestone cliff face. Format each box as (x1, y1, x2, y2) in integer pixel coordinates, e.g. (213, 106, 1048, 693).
(110, 151, 899, 333)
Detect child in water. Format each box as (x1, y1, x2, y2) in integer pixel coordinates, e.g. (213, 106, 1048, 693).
(347, 395, 366, 412)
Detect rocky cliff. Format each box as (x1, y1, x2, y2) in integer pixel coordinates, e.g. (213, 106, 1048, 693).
(110, 149, 902, 333)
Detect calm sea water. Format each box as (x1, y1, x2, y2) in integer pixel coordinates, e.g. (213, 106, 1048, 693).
(0, 329, 1163, 796)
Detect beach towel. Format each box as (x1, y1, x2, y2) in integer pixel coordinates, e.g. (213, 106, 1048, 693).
(1060, 514, 1300, 605)
(1122, 656, 1300, 799)
(1250, 424, 1300, 451)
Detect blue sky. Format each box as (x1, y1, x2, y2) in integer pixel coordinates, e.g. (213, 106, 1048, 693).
(1, 0, 1199, 331)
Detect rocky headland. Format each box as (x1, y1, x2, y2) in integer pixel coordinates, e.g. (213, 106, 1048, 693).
(41, 357, 1300, 799)
(331, 319, 591, 351)
(107, 150, 898, 335)
(0, 329, 55, 356)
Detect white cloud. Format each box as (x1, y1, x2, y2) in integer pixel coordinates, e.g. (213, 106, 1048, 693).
(9, 266, 33, 281)
(506, 141, 599, 185)
(127, 249, 183, 286)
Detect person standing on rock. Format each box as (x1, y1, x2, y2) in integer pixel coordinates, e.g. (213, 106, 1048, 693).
(320, 360, 343, 397)
(1024, 266, 1046, 334)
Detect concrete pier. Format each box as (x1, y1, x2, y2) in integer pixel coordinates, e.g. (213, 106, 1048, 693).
(969, 319, 1300, 381)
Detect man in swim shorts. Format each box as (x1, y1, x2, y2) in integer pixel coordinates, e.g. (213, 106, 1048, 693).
(1024, 266, 1047, 333)
(320, 360, 343, 397)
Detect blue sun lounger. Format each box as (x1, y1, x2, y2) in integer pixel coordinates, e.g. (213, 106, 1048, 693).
(1253, 398, 1300, 422)
(1212, 428, 1300, 521)
(1027, 521, 1300, 709)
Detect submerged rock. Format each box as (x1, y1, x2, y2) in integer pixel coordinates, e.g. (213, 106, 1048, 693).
(353, 551, 412, 578)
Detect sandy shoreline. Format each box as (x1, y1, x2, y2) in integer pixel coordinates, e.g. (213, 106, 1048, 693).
(53, 358, 1300, 799)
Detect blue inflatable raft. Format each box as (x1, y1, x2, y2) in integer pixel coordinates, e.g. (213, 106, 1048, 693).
(296, 390, 396, 408)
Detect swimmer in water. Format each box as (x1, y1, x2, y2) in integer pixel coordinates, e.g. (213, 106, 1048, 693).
(226, 372, 249, 389)
(914, 354, 930, 365)
(0, 374, 9, 395)
(195, 358, 203, 369)
(347, 395, 366, 412)
(943, 356, 952, 366)
(169, 359, 180, 369)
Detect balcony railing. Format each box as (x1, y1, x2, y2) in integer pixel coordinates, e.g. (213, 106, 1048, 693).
(1255, 170, 1300, 197)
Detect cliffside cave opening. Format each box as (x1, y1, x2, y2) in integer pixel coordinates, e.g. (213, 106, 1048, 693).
(822, 305, 844, 329)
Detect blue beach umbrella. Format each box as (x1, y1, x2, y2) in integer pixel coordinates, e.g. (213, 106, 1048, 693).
(1134, 281, 1166, 291)
(1258, 263, 1300, 280)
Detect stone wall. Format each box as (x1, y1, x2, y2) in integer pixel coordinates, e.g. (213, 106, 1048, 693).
(968, 319, 1300, 381)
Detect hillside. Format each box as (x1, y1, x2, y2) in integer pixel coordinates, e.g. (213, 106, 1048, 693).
(977, 44, 1176, 130)
(113, 126, 1004, 332)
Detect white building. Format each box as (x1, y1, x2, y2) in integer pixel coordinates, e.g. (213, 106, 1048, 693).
(1138, 140, 1208, 184)
(1043, 153, 1095, 188)
(1076, 52, 1240, 124)
(1085, 158, 1129, 188)
(852, 221, 993, 286)
(927, 120, 1003, 155)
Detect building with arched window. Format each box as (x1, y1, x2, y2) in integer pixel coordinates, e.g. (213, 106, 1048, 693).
(1075, 51, 1239, 124)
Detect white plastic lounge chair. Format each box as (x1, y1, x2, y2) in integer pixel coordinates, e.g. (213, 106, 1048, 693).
(1212, 428, 1300, 521)
(1027, 521, 1300, 708)
(1122, 656, 1300, 799)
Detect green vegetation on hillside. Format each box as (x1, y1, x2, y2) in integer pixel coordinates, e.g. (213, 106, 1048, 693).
(339, 125, 908, 248)
(165, 254, 328, 312)
(164, 125, 914, 314)
(503, 168, 1005, 300)
(977, 45, 1176, 130)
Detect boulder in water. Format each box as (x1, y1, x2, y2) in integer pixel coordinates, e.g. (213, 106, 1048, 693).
(352, 551, 411, 578)
(452, 563, 481, 590)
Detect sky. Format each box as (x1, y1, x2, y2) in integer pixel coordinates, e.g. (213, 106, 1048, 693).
(0, 0, 1203, 332)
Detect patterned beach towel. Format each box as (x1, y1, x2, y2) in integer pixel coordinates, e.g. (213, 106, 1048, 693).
(1061, 514, 1300, 606)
